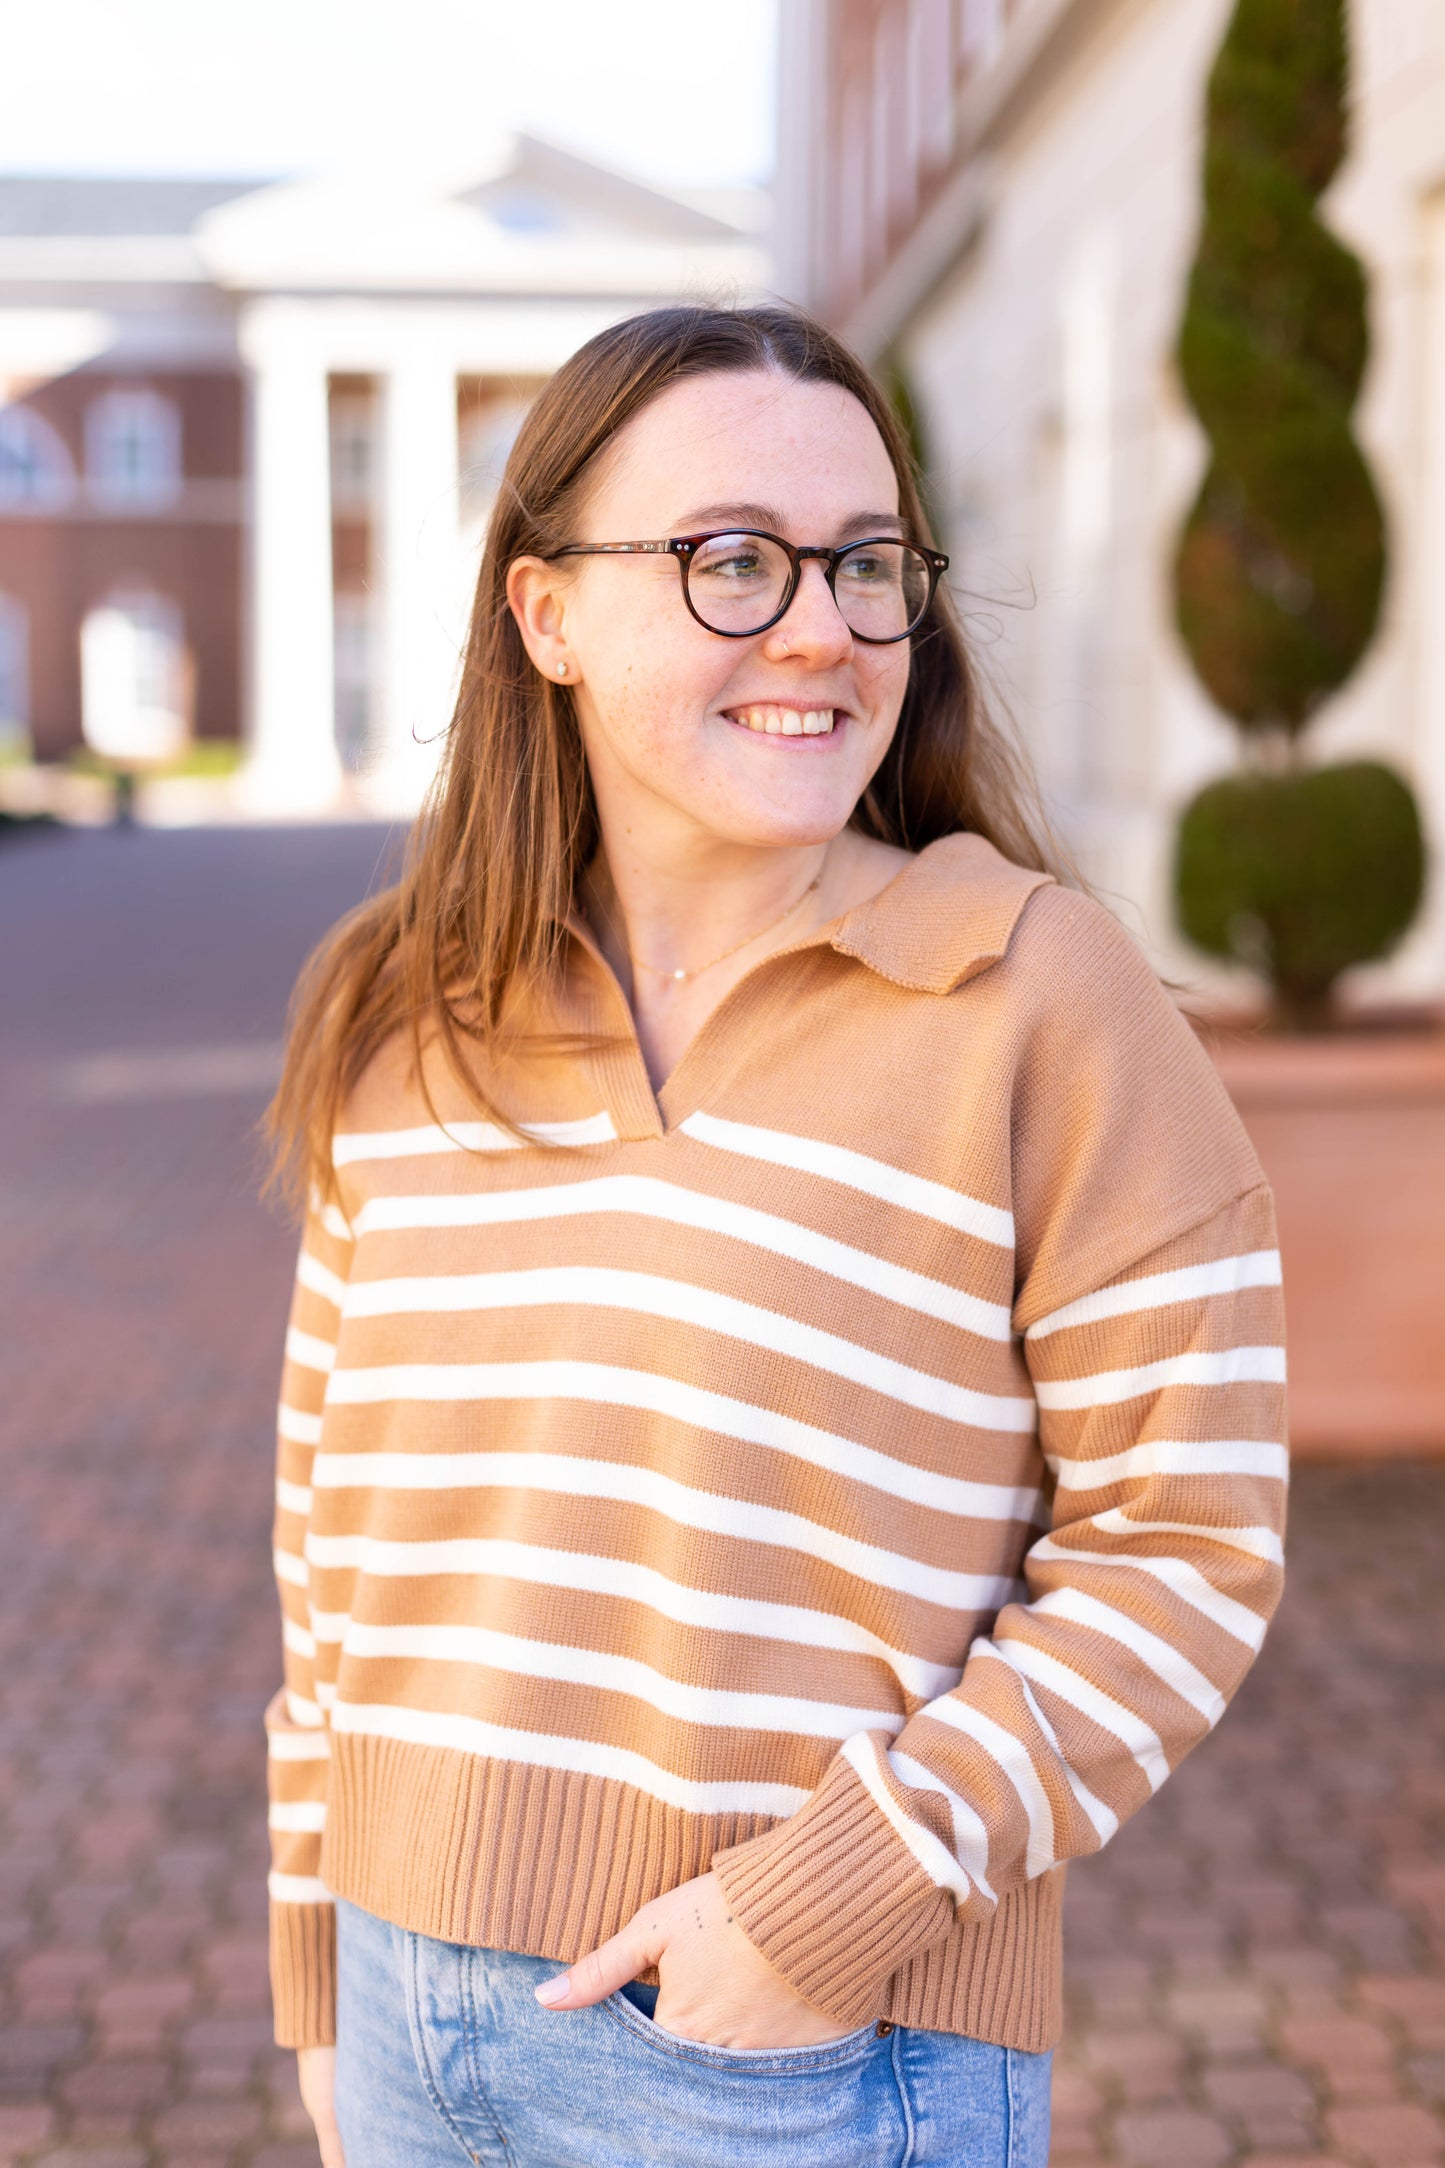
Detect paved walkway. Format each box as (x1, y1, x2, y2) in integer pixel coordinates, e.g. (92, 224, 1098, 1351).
(0, 824, 1440, 2168)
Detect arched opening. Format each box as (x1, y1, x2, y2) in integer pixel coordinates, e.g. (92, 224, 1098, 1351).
(0, 404, 76, 512)
(80, 590, 190, 765)
(85, 389, 182, 509)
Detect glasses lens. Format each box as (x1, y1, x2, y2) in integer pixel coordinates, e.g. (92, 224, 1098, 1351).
(685, 532, 793, 633)
(834, 542, 933, 640)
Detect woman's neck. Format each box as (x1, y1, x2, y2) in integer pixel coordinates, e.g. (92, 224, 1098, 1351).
(579, 826, 914, 1094)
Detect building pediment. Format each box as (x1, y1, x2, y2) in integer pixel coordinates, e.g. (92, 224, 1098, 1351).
(195, 135, 763, 298)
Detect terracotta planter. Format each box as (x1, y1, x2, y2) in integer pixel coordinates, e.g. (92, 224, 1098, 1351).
(1202, 1024, 1445, 1458)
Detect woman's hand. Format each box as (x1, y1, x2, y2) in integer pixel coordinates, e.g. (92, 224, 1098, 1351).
(297, 2045, 345, 2168)
(533, 1870, 858, 2050)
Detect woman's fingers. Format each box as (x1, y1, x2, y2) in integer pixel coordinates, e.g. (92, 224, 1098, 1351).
(535, 1913, 663, 2010)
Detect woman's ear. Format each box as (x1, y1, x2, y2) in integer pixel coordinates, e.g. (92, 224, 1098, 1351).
(507, 556, 575, 684)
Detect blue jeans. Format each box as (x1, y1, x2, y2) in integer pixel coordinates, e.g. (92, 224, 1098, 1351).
(333, 1896, 1051, 2166)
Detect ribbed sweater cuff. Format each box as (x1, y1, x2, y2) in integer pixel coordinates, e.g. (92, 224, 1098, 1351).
(712, 1756, 956, 2027)
(270, 1901, 337, 2050)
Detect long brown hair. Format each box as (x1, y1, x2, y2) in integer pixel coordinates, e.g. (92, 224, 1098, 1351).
(267, 303, 1064, 1208)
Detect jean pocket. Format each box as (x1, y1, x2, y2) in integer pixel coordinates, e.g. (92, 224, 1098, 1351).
(602, 1990, 878, 2075)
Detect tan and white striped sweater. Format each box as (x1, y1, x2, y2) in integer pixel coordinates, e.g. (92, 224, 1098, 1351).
(267, 834, 1286, 2052)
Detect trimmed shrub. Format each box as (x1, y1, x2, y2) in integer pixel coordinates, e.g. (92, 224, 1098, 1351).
(1175, 762, 1425, 1030)
(1174, 0, 1383, 730)
(1171, 0, 1426, 1024)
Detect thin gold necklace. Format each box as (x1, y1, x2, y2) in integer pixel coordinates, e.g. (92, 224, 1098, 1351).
(609, 870, 824, 984)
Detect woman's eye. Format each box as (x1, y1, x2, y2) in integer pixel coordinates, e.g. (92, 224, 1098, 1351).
(841, 552, 888, 583)
(697, 551, 766, 581)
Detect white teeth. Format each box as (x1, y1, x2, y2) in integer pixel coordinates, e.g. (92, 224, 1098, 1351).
(734, 705, 836, 736)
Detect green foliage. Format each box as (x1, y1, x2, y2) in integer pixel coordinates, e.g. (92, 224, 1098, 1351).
(1170, 0, 1427, 1026)
(1176, 762, 1425, 1030)
(1173, 0, 1385, 732)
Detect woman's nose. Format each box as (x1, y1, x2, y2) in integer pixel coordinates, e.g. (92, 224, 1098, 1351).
(762, 560, 854, 663)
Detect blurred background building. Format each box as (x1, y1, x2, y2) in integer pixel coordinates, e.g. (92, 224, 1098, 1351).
(775, 0, 1445, 1001)
(0, 143, 766, 816)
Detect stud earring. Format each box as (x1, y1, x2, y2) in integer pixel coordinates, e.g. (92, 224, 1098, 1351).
(556, 660, 568, 678)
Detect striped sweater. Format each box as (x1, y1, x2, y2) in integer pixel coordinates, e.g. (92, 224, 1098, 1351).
(267, 834, 1287, 2052)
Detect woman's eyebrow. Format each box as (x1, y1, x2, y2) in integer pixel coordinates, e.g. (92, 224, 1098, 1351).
(671, 502, 907, 539)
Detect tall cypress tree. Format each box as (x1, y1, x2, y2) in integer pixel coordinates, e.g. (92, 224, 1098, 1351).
(1171, 0, 1424, 1027)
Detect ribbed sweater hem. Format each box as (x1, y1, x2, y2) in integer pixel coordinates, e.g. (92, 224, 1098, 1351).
(289, 1734, 1064, 2054)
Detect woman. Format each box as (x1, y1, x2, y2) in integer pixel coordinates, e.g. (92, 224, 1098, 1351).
(265, 305, 1287, 2167)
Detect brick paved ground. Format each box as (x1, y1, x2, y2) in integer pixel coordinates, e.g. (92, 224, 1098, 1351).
(0, 822, 1441, 2168)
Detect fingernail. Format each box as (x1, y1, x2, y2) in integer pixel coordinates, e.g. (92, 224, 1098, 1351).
(534, 1975, 570, 2007)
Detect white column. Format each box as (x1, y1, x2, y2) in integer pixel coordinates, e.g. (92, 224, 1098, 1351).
(371, 346, 463, 815)
(237, 305, 342, 812)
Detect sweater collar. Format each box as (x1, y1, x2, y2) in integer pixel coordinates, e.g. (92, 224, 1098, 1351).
(828, 832, 1054, 995)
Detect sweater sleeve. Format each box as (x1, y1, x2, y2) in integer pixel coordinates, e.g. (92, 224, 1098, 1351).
(267, 1196, 354, 2050)
(713, 899, 1287, 2026)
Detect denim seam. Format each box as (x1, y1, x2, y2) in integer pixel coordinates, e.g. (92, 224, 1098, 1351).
(459, 1946, 515, 2167)
(1004, 2045, 1019, 2168)
(402, 1929, 494, 2167)
(889, 2027, 917, 2168)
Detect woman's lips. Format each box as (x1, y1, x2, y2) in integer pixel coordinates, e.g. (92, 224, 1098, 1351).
(724, 704, 838, 737)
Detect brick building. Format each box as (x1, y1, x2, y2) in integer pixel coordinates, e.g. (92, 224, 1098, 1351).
(0, 144, 765, 810)
(776, 0, 1445, 1002)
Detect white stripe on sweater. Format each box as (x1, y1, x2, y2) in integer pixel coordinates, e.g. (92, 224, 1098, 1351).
(336, 1621, 904, 1740)
(333, 1113, 616, 1165)
(887, 1747, 997, 1901)
(268, 1871, 333, 1904)
(1033, 1346, 1286, 1410)
(840, 1734, 974, 1899)
(680, 1111, 1014, 1247)
(278, 1404, 322, 1446)
(1029, 1538, 1270, 1650)
(286, 1327, 336, 1374)
(273, 1546, 308, 1589)
(327, 1700, 811, 1818)
(1049, 1438, 1288, 1493)
(267, 1730, 332, 1762)
(1022, 1587, 1225, 1726)
(986, 1632, 1170, 1788)
(338, 1269, 1024, 1425)
(275, 1477, 313, 1516)
(917, 1695, 1057, 1876)
(1027, 1252, 1282, 1339)
(350, 1175, 1012, 1340)
(296, 1249, 347, 1308)
(301, 1534, 963, 1698)
(268, 1801, 327, 1833)
(318, 1374, 1038, 1516)
(306, 1506, 1022, 1618)
(1088, 1508, 1284, 1565)
(973, 1642, 1118, 1845)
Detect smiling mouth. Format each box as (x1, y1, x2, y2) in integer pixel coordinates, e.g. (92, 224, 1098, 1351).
(725, 705, 838, 737)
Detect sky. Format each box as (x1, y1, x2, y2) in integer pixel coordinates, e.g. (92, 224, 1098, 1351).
(0, 0, 778, 193)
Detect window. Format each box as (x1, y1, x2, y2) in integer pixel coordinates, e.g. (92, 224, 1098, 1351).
(80, 590, 189, 764)
(330, 392, 377, 517)
(457, 393, 534, 533)
(86, 390, 182, 509)
(0, 593, 28, 753)
(333, 590, 378, 772)
(0, 405, 76, 511)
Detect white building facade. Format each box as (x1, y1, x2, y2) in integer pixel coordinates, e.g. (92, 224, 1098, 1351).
(0, 141, 766, 815)
(777, 0, 1445, 1003)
